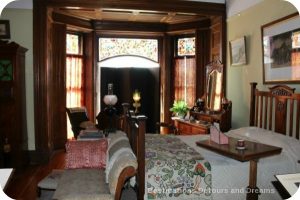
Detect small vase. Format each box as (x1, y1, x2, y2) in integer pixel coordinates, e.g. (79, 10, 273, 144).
(177, 113, 185, 119)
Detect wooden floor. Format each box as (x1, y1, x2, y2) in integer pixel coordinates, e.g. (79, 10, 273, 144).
(4, 150, 65, 200)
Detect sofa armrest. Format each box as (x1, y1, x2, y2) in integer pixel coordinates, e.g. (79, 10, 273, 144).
(114, 166, 136, 200)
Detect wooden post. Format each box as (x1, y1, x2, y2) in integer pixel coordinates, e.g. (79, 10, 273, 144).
(246, 160, 260, 200)
(136, 115, 147, 200)
(121, 103, 130, 132)
(249, 82, 257, 126)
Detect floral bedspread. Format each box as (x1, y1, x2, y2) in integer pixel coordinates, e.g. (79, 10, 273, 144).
(145, 134, 212, 200)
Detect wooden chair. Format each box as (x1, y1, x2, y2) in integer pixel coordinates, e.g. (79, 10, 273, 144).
(66, 107, 89, 138)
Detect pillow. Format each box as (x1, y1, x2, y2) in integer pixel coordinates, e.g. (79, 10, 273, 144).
(65, 140, 108, 169)
(108, 152, 137, 196)
(79, 121, 96, 129)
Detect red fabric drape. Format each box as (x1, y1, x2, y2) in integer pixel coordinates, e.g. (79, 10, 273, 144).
(66, 56, 84, 139)
(173, 57, 196, 107)
(66, 56, 84, 108)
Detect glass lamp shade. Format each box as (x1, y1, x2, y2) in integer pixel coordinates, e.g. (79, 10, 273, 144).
(133, 90, 141, 102)
(103, 95, 118, 106)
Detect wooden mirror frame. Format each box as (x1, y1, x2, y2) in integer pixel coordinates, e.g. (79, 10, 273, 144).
(205, 60, 223, 112)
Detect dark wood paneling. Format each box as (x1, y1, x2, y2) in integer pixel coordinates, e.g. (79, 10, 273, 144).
(161, 34, 172, 123)
(221, 14, 227, 95)
(46, 0, 226, 16)
(51, 23, 67, 150)
(93, 20, 167, 32)
(33, 0, 51, 162)
(52, 12, 92, 30)
(196, 28, 210, 98)
(84, 32, 95, 121)
(168, 19, 210, 33)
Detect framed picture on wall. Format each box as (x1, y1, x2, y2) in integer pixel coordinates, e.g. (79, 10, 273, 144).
(261, 13, 300, 84)
(0, 20, 10, 39)
(229, 36, 247, 66)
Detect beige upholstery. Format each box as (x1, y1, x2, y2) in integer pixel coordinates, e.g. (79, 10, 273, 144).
(38, 169, 64, 190)
(108, 139, 131, 159)
(53, 169, 113, 200)
(108, 153, 137, 196)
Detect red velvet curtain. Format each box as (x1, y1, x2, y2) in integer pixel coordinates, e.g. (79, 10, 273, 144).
(173, 57, 196, 107)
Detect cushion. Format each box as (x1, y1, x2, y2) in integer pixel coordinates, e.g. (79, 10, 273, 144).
(38, 169, 64, 190)
(80, 120, 97, 129)
(53, 169, 113, 200)
(108, 152, 137, 196)
(108, 139, 131, 159)
(105, 139, 132, 183)
(107, 131, 128, 149)
(105, 147, 133, 183)
(65, 140, 108, 169)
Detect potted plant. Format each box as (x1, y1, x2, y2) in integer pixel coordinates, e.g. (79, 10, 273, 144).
(170, 100, 189, 118)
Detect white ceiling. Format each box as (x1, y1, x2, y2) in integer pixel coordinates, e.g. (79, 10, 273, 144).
(5, 0, 265, 18)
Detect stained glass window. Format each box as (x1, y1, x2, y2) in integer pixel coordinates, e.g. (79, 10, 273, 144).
(177, 37, 195, 56)
(67, 34, 80, 54)
(0, 60, 13, 81)
(99, 38, 158, 62)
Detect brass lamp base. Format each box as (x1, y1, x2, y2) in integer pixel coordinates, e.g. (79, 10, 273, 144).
(133, 101, 141, 114)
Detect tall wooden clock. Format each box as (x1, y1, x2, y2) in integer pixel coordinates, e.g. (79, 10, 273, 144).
(0, 40, 28, 168)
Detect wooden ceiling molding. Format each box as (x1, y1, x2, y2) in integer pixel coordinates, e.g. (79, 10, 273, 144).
(45, 0, 226, 16)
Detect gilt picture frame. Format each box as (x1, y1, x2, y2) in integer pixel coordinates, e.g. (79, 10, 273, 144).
(0, 20, 10, 39)
(261, 13, 300, 84)
(229, 36, 247, 66)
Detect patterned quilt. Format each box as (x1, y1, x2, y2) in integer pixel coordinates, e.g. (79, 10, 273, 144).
(145, 134, 212, 200)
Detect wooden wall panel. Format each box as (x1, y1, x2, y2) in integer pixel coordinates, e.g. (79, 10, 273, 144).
(196, 29, 210, 98)
(33, 0, 51, 163)
(51, 23, 67, 150)
(84, 32, 95, 121)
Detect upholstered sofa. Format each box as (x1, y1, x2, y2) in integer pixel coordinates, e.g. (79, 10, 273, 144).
(53, 132, 137, 200)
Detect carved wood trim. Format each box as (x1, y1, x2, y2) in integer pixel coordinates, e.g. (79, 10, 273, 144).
(250, 82, 300, 139)
(269, 85, 295, 96)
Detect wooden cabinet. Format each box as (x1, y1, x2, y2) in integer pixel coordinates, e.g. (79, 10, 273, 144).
(0, 41, 28, 168)
(174, 119, 209, 135)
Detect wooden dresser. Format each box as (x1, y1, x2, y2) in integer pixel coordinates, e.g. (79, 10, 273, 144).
(174, 119, 209, 135)
(0, 41, 28, 168)
(174, 102, 232, 135)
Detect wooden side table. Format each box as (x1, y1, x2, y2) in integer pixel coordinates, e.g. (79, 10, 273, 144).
(196, 138, 282, 200)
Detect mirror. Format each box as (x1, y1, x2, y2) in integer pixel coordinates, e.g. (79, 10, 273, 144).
(206, 61, 223, 112)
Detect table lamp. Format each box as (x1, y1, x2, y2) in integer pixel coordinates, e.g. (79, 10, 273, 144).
(132, 89, 141, 114)
(103, 83, 118, 133)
